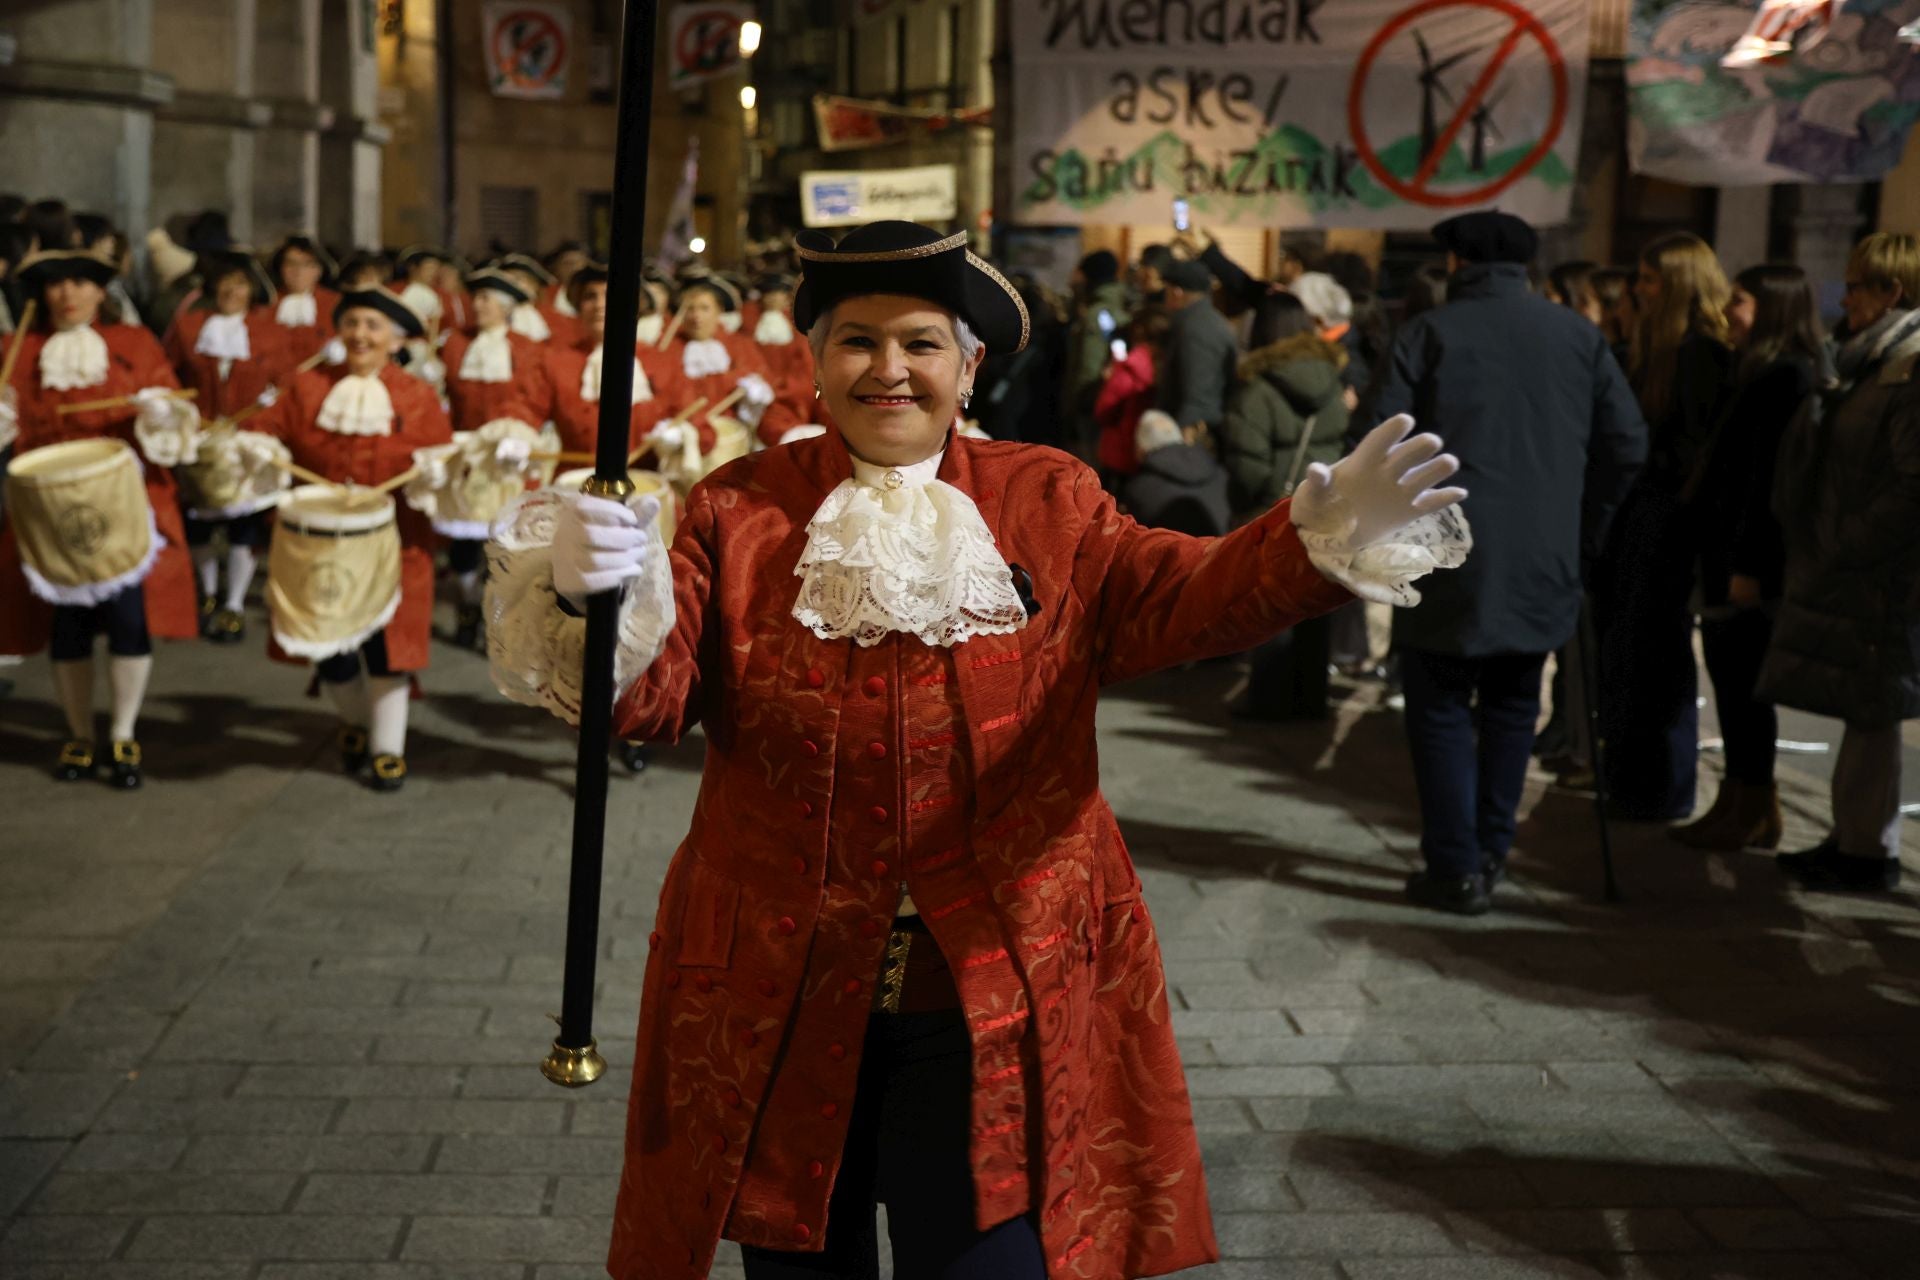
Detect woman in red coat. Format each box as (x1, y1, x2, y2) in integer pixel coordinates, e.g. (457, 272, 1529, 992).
(489, 222, 1470, 1279)
(439, 267, 554, 647)
(267, 235, 341, 365)
(252, 287, 453, 792)
(1, 249, 200, 787)
(751, 272, 821, 443)
(164, 249, 292, 642)
(659, 276, 802, 448)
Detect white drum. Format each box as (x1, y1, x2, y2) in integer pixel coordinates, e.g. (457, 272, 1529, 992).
(4, 437, 158, 605)
(267, 485, 402, 660)
(553, 467, 678, 547)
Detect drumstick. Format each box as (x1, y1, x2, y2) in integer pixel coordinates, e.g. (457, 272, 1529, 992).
(622, 394, 710, 466)
(265, 455, 338, 489)
(368, 466, 420, 497)
(216, 348, 329, 432)
(703, 388, 745, 422)
(0, 301, 37, 392)
(654, 300, 689, 350)
(57, 387, 197, 416)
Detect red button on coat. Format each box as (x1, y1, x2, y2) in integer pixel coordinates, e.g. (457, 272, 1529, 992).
(868, 741, 887, 759)
(1131, 902, 1148, 923)
(791, 856, 807, 876)
(864, 676, 886, 697)
(666, 971, 681, 989)
(694, 973, 712, 993)
(777, 916, 796, 935)
(820, 1102, 839, 1119)
(801, 740, 819, 757)
(860, 919, 883, 939)
(828, 1042, 846, 1060)
(808, 1159, 825, 1178)
(757, 977, 776, 997)
(724, 1088, 742, 1107)
(806, 668, 825, 688)
(648, 931, 661, 950)
(797, 801, 814, 819)
(843, 978, 862, 996)
(792, 1224, 812, 1243)
(870, 806, 888, 824)
(711, 1135, 726, 1153)
(871, 860, 890, 877)
(741, 1029, 760, 1048)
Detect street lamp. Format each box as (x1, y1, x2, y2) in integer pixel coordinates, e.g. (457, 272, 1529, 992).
(690, 236, 707, 255)
(739, 20, 762, 54)
(740, 84, 757, 110)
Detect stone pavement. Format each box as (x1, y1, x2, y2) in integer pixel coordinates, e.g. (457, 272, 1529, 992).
(3, 602, 1919, 1279)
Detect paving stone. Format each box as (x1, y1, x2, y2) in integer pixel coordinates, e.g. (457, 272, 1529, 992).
(125, 1215, 404, 1259)
(333, 1099, 566, 1136)
(1443, 1207, 1708, 1253)
(0, 1074, 126, 1140)
(96, 1097, 338, 1135)
(432, 1136, 626, 1174)
(1210, 1035, 1422, 1066)
(400, 1216, 609, 1261)
(1340, 1064, 1557, 1097)
(234, 1065, 465, 1098)
(1180, 983, 1374, 1010)
(1287, 1166, 1537, 1212)
(24, 1171, 296, 1216)
(1213, 1210, 1459, 1257)
(0, 1141, 65, 1217)
(1184, 1067, 1344, 1099)
(57, 1134, 189, 1173)
(0, 1265, 255, 1280)
(1203, 1169, 1300, 1213)
(256, 1268, 524, 1280)
(294, 1173, 548, 1215)
(180, 1135, 435, 1174)
(1688, 1206, 1838, 1251)
(0, 1216, 136, 1259)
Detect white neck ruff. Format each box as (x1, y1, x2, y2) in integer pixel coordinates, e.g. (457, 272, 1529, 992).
(510, 304, 551, 342)
(682, 337, 732, 379)
(196, 311, 252, 361)
(581, 344, 652, 404)
(399, 281, 443, 323)
(276, 292, 317, 327)
(316, 372, 396, 437)
(459, 326, 514, 383)
(792, 449, 1028, 648)
(755, 310, 796, 346)
(40, 324, 110, 391)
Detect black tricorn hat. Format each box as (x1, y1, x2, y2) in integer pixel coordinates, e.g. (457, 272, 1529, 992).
(395, 244, 447, 271)
(793, 222, 1029, 354)
(334, 286, 426, 338)
(464, 267, 531, 306)
(496, 252, 557, 286)
(17, 248, 118, 292)
(270, 234, 339, 284)
(202, 248, 277, 306)
(678, 274, 741, 313)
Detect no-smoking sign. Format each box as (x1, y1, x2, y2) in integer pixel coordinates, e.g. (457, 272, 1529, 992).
(1346, 0, 1569, 208)
(668, 2, 754, 88)
(484, 1, 572, 101)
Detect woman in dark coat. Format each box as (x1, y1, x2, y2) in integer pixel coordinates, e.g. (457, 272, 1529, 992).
(1597, 232, 1736, 820)
(1672, 265, 1824, 852)
(1762, 233, 1920, 892)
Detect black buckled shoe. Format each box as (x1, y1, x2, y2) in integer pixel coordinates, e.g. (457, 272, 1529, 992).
(368, 753, 407, 793)
(107, 739, 143, 789)
(1405, 868, 1492, 916)
(209, 609, 246, 644)
(1778, 839, 1901, 893)
(54, 740, 96, 782)
(337, 725, 370, 775)
(620, 742, 649, 773)
(453, 604, 483, 651)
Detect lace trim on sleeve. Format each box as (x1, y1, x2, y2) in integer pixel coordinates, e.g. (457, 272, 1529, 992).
(1291, 504, 1472, 607)
(483, 489, 675, 728)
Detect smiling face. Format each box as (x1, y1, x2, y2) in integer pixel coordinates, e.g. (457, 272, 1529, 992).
(576, 281, 608, 343)
(46, 277, 105, 329)
(681, 289, 722, 341)
(280, 248, 322, 296)
(472, 288, 512, 331)
(213, 268, 253, 316)
(336, 307, 400, 375)
(817, 294, 982, 468)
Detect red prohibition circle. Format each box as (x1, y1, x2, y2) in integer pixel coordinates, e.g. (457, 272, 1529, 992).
(676, 10, 743, 71)
(1346, 0, 1568, 208)
(493, 11, 566, 88)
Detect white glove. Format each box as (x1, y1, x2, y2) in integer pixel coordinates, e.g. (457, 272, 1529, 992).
(1290, 414, 1465, 551)
(737, 373, 776, 409)
(552, 491, 659, 608)
(322, 337, 347, 365)
(494, 435, 533, 467)
(649, 420, 687, 449)
(131, 387, 174, 409)
(0, 386, 17, 453)
(256, 385, 280, 409)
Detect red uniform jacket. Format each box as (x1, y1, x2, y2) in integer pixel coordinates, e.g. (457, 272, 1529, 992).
(163, 308, 295, 420)
(539, 304, 581, 350)
(661, 331, 803, 445)
(268, 287, 341, 366)
(755, 325, 816, 437)
(251, 364, 453, 671)
(0, 324, 199, 654)
(519, 341, 704, 458)
(604, 430, 1351, 1279)
(440, 329, 552, 435)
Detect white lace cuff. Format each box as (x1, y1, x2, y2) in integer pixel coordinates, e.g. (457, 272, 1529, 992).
(484, 489, 676, 728)
(1291, 505, 1472, 607)
(735, 373, 775, 426)
(133, 391, 202, 467)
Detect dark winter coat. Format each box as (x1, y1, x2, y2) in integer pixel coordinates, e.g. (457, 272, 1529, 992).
(1222, 333, 1351, 510)
(1157, 296, 1239, 432)
(1121, 441, 1232, 537)
(1685, 353, 1817, 606)
(1368, 262, 1648, 656)
(1760, 317, 1920, 727)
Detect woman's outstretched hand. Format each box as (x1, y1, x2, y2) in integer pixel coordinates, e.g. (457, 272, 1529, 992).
(1290, 414, 1466, 549)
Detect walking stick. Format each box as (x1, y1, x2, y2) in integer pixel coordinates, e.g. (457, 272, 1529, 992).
(1576, 594, 1621, 902)
(542, 0, 663, 1089)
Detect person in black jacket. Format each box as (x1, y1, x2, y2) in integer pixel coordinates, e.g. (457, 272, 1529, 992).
(1598, 234, 1738, 822)
(1672, 265, 1825, 853)
(1368, 211, 1648, 914)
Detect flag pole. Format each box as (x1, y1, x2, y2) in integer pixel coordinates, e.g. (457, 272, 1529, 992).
(542, 0, 663, 1089)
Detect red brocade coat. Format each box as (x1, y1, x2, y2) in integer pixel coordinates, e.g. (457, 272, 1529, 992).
(250, 364, 453, 671)
(518, 342, 703, 457)
(269, 287, 341, 365)
(660, 330, 804, 442)
(163, 308, 294, 419)
(441, 329, 552, 434)
(0, 324, 198, 655)
(604, 430, 1350, 1279)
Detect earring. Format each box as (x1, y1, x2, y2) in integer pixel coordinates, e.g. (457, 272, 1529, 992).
(813, 382, 823, 397)
(961, 387, 974, 408)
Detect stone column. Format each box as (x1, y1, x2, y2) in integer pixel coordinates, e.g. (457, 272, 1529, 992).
(1789, 184, 1867, 291)
(149, 0, 263, 242)
(0, 0, 164, 239)
(317, 0, 387, 250)
(253, 0, 329, 239)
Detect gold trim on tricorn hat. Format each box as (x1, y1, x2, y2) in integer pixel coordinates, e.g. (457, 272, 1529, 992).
(792, 222, 1028, 354)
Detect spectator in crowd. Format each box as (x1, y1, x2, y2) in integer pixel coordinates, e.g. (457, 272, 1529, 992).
(1094, 306, 1170, 480)
(1156, 258, 1238, 440)
(142, 227, 201, 338)
(973, 274, 1066, 446)
(1600, 232, 1736, 821)
(1223, 290, 1352, 720)
(1134, 242, 1174, 303)
(1120, 410, 1230, 537)
(1762, 233, 1920, 892)
(72, 214, 141, 328)
(1675, 263, 1825, 852)
(1593, 266, 1636, 354)
(21, 198, 76, 253)
(1065, 249, 1131, 457)
(1370, 210, 1647, 914)
(1288, 272, 1362, 403)
(1546, 261, 1604, 327)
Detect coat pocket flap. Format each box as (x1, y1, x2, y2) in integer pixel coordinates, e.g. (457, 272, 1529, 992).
(676, 859, 741, 968)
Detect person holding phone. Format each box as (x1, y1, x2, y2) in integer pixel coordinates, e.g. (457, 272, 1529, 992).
(1156, 258, 1239, 442)
(1064, 249, 1131, 458)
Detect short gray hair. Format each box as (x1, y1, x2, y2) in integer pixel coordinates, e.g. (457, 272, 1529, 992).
(806, 306, 983, 364)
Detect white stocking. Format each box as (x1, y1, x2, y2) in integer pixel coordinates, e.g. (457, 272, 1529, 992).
(108, 655, 152, 741)
(191, 543, 220, 599)
(367, 675, 410, 758)
(456, 569, 484, 606)
(223, 544, 258, 612)
(51, 658, 94, 740)
(324, 669, 370, 729)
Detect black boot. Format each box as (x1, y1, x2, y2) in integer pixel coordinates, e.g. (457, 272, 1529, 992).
(209, 609, 246, 645)
(107, 739, 142, 789)
(1777, 838, 1901, 892)
(53, 740, 96, 782)
(368, 753, 407, 793)
(337, 725, 370, 775)
(1405, 868, 1492, 916)
(620, 742, 649, 773)
(453, 604, 483, 651)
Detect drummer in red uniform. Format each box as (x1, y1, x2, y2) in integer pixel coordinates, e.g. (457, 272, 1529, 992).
(750, 272, 821, 439)
(439, 266, 552, 648)
(164, 249, 292, 641)
(0, 249, 199, 788)
(252, 287, 453, 792)
(497, 253, 577, 349)
(659, 275, 799, 448)
(266, 235, 340, 365)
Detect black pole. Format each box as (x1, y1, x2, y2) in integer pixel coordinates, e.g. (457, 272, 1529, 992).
(1577, 595, 1621, 903)
(541, 0, 662, 1089)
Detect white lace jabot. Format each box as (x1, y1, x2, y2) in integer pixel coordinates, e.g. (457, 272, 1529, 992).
(276, 292, 317, 328)
(581, 344, 652, 404)
(40, 325, 110, 391)
(791, 450, 1029, 647)
(510, 304, 551, 343)
(754, 310, 795, 346)
(459, 327, 514, 383)
(196, 312, 252, 361)
(316, 373, 396, 437)
(682, 338, 732, 379)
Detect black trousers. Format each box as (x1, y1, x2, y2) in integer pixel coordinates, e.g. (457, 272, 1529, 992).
(183, 509, 272, 548)
(1701, 608, 1777, 787)
(314, 632, 393, 683)
(1243, 615, 1332, 719)
(50, 583, 151, 660)
(1401, 649, 1548, 879)
(739, 1007, 1047, 1280)
(447, 538, 485, 575)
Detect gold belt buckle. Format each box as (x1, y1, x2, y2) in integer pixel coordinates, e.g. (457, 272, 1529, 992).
(878, 929, 914, 1014)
